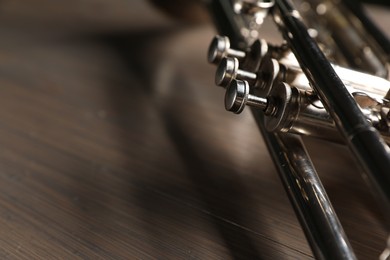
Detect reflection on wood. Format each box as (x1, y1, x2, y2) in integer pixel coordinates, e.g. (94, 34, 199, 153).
(0, 1, 387, 259)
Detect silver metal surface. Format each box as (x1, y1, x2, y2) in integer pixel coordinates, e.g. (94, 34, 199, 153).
(255, 56, 282, 96)
(218, 39, 390, 144)
(227, 79, 390, 144)
(273, 0, 390, 237)
(225, 80, 268, 113)
(294, 0, 389, 77)
(380, 236, 390, 260)
(234, 0, 275, 26)
(275, 133, 357, 260)
(208, 35, 246, 64)
(207, 0, 390, 258)
(215, 57, 257, 86)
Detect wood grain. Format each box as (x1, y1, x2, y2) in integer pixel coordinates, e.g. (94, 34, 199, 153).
(0, 1, 387, 259)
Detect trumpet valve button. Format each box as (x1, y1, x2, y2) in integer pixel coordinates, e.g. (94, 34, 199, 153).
(215, 57, 239, 86)
(208, 35, 246, 64)
(225, 80, 269, 114)
(215, 57, 257, 87)
(208, 35, 230, 64)
(225, 80, 250, 114)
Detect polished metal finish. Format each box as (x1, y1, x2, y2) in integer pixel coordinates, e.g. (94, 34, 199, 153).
(208, 35, 269, 71)
(241, 39, 268, 71)
(207, 0, 390, 258)
(333, 64, 390, 99)
(234, 0, 275, 25)
(225, 80, 267, 113)
(215, 57, 257, 86)
(234, 0, 275, 14)
(255, 56, 282, 96)
(380, 236, 390, 260)
(251, 110, 357, 260)
(294, 0, 389, 78)
(273, 0, 390, 216)
(276, 133, 357, 260)
(278, 55, 390, 99)
(225, 80, 362, 144)
(212, 34, 390, 100)
(208, 35, 246, 65)
(259, 50, 390, 99)
(342, 0, 390, 58)
(217, 42, 390, 143)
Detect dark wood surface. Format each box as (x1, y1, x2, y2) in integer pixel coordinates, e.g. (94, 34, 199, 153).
(0, 1, 388, 259)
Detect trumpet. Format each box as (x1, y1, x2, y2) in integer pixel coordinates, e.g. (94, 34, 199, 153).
(206, 0, 390, 259)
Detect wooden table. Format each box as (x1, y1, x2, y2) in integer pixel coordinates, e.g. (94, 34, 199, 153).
(0, 1, 387, 259)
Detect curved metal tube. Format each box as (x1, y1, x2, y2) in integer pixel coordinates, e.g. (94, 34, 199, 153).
(273, 0, 390, 218)
(208, 0, 358, 257)
(252, 109, 356, 260)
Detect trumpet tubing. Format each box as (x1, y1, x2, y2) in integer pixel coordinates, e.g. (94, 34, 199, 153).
(206, 0, 390, 258)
